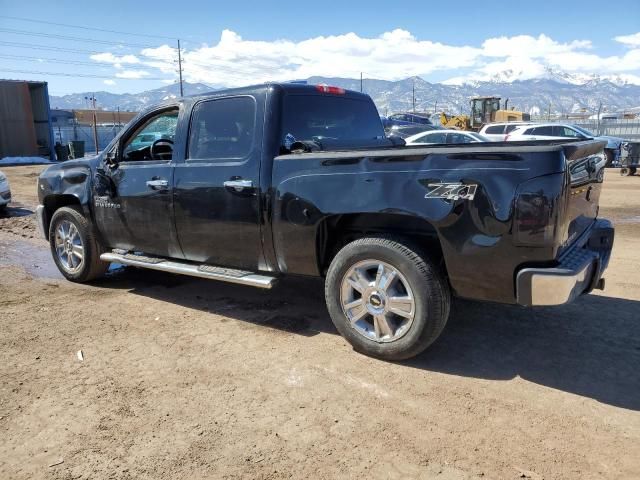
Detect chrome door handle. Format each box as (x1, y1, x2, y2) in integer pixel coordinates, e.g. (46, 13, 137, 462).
(223, 179, 253, 191)
(146, 179, 168, 189)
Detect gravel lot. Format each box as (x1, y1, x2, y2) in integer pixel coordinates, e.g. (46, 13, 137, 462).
(1, 165, 639, 480)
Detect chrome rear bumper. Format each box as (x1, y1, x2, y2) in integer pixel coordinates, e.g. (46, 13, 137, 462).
(516, 219, 614, 306)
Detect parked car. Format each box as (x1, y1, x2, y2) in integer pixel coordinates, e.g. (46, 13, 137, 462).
(36, 83, 614, 361)
(506, 123, 624, 165)
(385, 124, 441, 139)
(405, 129, 489, 145)
(383, 112, 433, 128)
(478, 122, 534, 141)
(0, 170, 11, 211)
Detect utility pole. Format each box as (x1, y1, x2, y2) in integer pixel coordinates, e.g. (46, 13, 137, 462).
(360, 72, 363, 93)
(91, 95, 98, 154)
(177, 39, 184, 97)
(412, 78, 415, 113)
(85, 95, 98, 154)
(434, 100, 438, 114)
(596, 101, 603, 135)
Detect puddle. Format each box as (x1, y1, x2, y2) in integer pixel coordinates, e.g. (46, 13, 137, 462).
(0, 238, 62, 279)
(0, 239, 126, 279)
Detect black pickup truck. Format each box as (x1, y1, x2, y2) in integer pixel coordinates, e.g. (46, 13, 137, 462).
(36, 83, 614, 360)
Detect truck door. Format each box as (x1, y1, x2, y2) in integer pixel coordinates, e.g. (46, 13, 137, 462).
(93, 106, 182, 258)
(172, 95, 263, 270)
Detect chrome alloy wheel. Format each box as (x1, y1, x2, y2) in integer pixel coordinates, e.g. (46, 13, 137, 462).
(340, 259, 416, 343)
(54, 220, 84, 273)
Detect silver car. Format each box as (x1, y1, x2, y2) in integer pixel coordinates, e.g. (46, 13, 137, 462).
(0, 170, 11, 211)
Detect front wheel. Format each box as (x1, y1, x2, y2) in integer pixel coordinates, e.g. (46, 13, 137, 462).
(325, 237, 451, 361)
(49, 206, 109, 282)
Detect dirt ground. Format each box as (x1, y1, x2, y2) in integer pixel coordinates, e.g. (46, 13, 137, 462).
(1, 165, 639, 480)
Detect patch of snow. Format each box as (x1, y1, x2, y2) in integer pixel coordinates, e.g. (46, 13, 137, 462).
(0, 156, 53, 166)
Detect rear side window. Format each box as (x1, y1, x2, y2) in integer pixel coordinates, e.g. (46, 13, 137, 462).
(281, 95, 384, 148)
(418, 132, 446, 143)
(531, 126, 553, 136)
(188, 96, 256, 161)
(484, 125, 504, 134)
(505, 124, 520, 134)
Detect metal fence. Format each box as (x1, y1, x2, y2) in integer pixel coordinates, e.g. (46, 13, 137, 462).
(52, 124, 125, 154)
(531, 119, 640, 141)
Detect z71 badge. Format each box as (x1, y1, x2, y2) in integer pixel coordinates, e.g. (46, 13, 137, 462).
(425, 183, 478, 201)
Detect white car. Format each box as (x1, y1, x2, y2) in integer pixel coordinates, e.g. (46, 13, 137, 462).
(478, 122, 534, 141)
(505, 123, 625, 165)
(405, 129, 489, 145)
(0, 170, 11, 211)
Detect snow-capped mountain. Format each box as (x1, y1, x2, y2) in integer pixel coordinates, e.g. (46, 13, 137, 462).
(49, 75, 640, 117)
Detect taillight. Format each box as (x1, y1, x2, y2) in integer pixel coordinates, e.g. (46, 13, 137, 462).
(316, 85, 345, 95)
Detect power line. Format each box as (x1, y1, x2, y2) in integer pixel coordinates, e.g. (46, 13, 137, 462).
(0, 40, 104, 54)
(0, 53, 120, 67)
(0, 68, 172, 81)
(0, 15, 178, 40)
(0, 27, 162, 49)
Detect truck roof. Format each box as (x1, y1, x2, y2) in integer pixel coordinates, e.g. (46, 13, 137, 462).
(184, 82, 371, 101)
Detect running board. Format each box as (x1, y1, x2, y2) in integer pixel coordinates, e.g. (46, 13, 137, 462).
(100, 252, 277, 289)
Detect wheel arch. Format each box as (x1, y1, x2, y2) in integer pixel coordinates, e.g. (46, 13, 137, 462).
(316, 212, 446, 276)
(43, 194, 84, 236)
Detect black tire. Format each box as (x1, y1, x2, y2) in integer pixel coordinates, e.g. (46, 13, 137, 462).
(325, 237, 451, 361)
(49, 205, 109, 282)
(629, 167, 637, 176)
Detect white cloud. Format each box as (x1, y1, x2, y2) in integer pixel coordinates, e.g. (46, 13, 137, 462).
(90, 53, 140, 64)
(89, 29, 640, 87)
(103, 79, 116, 85)
(615, 32, 640, 47)
(115, 70, 150, 79)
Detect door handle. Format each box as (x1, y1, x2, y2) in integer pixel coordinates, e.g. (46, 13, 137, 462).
(223, 179, 253, 191)
(146, 179, 169, 190)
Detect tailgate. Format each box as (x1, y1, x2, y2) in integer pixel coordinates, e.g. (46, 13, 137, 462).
(558, 140, 607, 255)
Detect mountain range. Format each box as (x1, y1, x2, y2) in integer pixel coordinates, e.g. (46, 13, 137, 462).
(49, 72, 640, 117)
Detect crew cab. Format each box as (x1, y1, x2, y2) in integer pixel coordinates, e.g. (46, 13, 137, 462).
(36, 83, 614, 360)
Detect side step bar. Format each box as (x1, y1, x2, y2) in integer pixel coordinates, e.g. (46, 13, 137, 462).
(100, 251, 277, 289)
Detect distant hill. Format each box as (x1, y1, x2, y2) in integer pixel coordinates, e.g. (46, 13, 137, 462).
(49, 82, 214, 111)
(49, 76, 640, 117)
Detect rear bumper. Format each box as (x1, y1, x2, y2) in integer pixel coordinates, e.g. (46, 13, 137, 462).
(516, 219, 614, 306)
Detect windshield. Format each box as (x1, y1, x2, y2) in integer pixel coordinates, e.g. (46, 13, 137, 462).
(571, 125, 595, 137)
(281, 95, 385, 149)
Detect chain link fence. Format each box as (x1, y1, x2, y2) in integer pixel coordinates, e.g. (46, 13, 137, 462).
(52, 124, 125, 155)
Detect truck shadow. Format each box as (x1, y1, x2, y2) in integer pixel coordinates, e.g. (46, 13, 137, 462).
(97, 267, 640, 410)
(408, 295, 640, 411)
(99, 267, 334, 337)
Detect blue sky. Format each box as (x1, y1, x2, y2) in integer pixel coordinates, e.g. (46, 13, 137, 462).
(1, 0, 639, 97)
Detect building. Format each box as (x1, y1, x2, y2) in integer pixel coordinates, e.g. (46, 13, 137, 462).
(0, 79, 54, 160)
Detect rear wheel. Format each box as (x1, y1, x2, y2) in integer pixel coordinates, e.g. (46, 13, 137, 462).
(325, 237, 450, 361)
(49, 206, 109, 282)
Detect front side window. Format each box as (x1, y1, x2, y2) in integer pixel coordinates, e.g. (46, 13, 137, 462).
(188, 97, 256, 161)
(447, 133, 472, 144)
(122, 109, 178, 162)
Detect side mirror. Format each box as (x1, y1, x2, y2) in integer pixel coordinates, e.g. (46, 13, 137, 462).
(105, 149, 119, 169)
